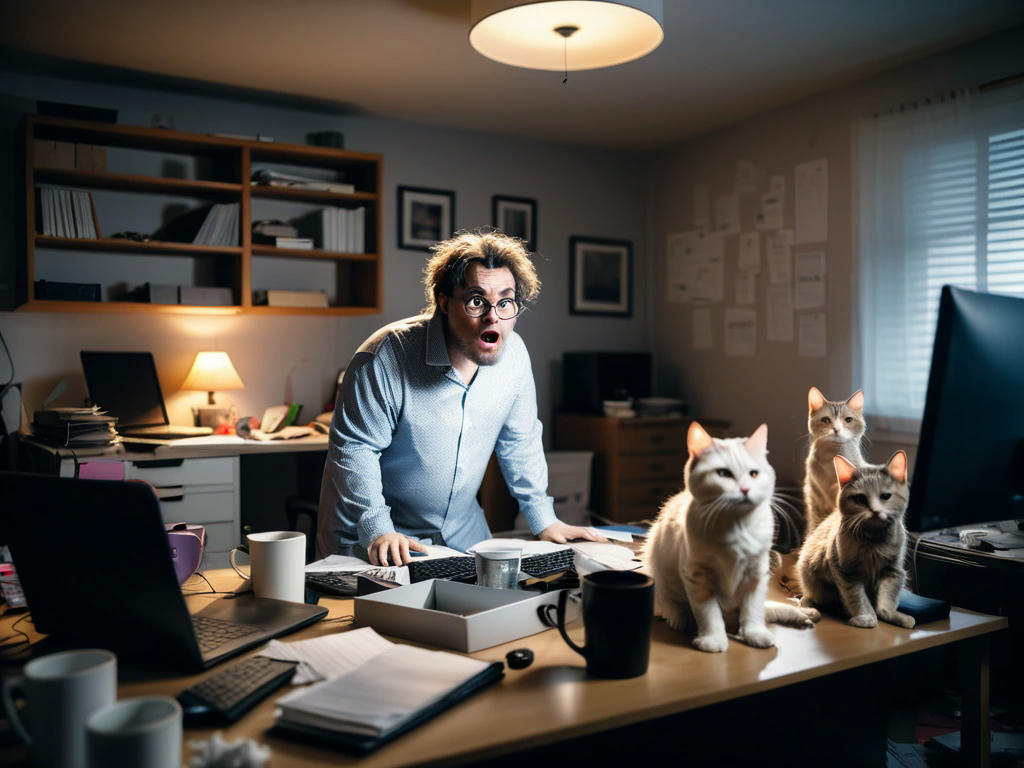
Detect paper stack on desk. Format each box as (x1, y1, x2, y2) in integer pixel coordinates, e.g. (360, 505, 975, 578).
(269, 627, 502, 754)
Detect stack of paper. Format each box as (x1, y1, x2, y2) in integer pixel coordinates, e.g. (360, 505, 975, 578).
(31, 406, 119, 447)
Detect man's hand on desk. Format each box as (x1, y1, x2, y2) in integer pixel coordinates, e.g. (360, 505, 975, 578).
(538, 521, 608, 544)
(368, 533, 430, 566)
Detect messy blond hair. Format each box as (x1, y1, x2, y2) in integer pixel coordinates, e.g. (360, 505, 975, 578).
(422, 230, 541, 314)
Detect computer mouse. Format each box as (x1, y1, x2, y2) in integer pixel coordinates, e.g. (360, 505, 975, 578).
(505, 648, 534, 670)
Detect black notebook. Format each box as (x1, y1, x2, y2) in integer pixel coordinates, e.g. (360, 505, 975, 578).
(268, 644, 503, 755)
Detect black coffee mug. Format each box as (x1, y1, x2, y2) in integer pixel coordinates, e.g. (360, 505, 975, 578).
(551, 570, 654, 679)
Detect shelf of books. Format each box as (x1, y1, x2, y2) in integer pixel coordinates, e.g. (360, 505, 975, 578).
(21, 114, 382, 315)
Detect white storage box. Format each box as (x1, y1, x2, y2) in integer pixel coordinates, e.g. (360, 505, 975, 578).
(353, 580, 578, 653)
(546, 450, 593, 508)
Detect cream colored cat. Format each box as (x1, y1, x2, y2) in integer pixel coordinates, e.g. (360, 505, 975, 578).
(803, 387, 867, 535)
(642, 422, 819, 653)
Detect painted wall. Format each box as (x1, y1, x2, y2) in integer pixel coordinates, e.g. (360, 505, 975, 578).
(647, 25, 1024, 485)
(0, 71, 652, 444)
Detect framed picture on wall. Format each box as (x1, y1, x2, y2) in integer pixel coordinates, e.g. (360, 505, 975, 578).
(492, 195, 537, 252)
(398, 186, 455, 251)
(569, 236, 632, 317)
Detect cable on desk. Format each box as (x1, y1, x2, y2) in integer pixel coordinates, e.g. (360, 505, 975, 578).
(0, 613, 37, 664)
(182, 571, 236, 597)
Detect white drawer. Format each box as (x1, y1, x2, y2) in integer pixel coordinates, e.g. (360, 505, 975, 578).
(158, 490, 235, 525)
(196, 522, 236, 555)
(125, 457, 236, 488)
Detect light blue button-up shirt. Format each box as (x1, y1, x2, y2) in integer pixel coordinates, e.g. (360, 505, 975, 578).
(316, 313, 557, 558)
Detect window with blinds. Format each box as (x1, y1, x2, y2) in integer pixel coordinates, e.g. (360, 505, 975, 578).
(857, 89, 1024, 430)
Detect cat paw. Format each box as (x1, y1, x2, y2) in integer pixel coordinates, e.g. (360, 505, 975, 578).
(848, 613, 878, 628)
(692, 633, 729, 653)
(740, 625, 776, 648)
(664, 613, 688, 632)
(880, 610, 916, 629)
(800, 606, 822, 623)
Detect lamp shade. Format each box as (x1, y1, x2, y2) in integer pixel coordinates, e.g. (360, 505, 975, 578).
(469, 0, 664, 71)
(181, 351, 244, 393)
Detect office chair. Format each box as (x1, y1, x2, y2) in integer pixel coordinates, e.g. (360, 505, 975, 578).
(285, 495, 319, 563)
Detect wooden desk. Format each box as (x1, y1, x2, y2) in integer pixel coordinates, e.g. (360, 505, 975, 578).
(1, 568, 1001, 767)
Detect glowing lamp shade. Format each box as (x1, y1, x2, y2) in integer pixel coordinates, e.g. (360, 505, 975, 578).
(469, 0, 664, 71)
(181, 351, 244, 405)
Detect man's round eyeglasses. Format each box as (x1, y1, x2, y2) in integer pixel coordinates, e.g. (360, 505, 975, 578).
(462, 296, 523, 320)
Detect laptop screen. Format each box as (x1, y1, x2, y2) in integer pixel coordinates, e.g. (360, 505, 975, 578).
(80, 351, 170, 428)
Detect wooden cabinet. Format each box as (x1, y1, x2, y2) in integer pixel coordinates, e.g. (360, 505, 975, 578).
(20, 115, 382, 315)
(554, 414, 730, 523)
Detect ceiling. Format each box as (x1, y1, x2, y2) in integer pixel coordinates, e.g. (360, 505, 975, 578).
(2, 0, 1023, 151)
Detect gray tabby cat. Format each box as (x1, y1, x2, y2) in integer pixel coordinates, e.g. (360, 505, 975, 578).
(642, 422, 819, 653)
(797, 452, 915, 629)
(803, 387, 866, 535)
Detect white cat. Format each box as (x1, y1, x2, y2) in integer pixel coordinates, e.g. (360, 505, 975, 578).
(642, 422, 819, 653)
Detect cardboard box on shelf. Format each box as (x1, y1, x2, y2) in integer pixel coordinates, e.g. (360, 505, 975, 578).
(33, 139, 75, 169)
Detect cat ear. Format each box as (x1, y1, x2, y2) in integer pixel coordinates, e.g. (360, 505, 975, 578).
(846, 389, 865, 411)
(687, 421, 714, 457)
(886, 450, 908, 484)
(808, 386, 826, 413)
(744, 423, 768, 458)
(833, 455, 858, 487)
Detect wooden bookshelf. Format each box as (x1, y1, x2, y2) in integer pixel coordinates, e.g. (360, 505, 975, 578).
(21, 115, 382, 315)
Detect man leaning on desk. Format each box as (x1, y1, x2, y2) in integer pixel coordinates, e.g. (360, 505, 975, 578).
(316, 230, 604, 566)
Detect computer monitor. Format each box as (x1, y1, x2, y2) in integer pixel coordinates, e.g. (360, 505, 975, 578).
(905, 285, 1024, 533)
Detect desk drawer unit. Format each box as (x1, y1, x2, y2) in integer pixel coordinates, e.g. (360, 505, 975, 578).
(127, 457, 240, 569)
(554, 414, 730, 523)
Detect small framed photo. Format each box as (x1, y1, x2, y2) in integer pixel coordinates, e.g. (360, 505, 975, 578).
(569, 236, 632, 317)
(492, 195, 537, 252)
(398, 185, 455, 251)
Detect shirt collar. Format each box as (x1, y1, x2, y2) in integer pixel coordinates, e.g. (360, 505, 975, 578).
(425, 312, 451, 368)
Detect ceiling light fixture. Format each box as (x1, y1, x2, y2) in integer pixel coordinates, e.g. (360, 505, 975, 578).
(469, 0, 664, 73)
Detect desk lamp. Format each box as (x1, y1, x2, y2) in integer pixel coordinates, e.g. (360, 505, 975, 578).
(182, 351, 244, 428)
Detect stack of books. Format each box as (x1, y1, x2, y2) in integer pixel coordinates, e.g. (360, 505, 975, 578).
(31, 406, 119, 448)
(37, 188, 99, 239)
(295, 207, 366, 253)
(251, 169, 355, 194)
(152, 203, 239, 247)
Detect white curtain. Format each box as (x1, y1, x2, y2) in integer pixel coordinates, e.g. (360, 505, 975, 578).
(856, 86, 1024, 432)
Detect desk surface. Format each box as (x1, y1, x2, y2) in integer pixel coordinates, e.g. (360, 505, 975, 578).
(92, 571, 1003, 767)
(21, 433, 329, 461)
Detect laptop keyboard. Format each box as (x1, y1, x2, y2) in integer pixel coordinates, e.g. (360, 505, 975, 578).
(192, 615, 262, 654)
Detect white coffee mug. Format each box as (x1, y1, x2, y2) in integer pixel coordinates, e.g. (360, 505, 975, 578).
(230, 530, 306, 602)
(85, 695, 182, 768)
(1, 648, 117, 768)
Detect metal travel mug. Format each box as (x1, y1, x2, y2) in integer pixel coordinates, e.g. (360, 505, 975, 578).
(554, 570, 654, 679)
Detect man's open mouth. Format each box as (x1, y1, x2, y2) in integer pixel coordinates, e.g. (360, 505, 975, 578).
(481, 331, 499, 344)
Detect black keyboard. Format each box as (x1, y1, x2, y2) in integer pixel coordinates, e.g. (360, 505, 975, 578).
(305, 570, 401, 596)
(406, 548, 576, 583)
(177, 656, 298, 725)
(191, 615, 261, 654)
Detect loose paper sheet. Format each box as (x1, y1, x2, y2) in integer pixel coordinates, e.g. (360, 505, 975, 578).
(738, 232, 760, 272)
(795, 158, 828, 244)
(766, 230, 793, 284)
(666, 231, 702, 303)
(703, 233, 725, 301)
(260, 627, 395, 684)
(769, 174, 786, 198)
(766, 283, 794, 341)
(757, 192, 783, 231)
(715, 193, 740, 235)
(794, 250, 826, 309)
(724, 308, 757, 357)
(692, 307, 713, 349)
(799, 312, 827, 357)
(735, 271, 756, 305)
(736, 160, 758, 192)
(693, 183, 710, 229)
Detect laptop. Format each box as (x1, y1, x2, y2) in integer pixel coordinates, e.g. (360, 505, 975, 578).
(0, 472, 327, 672)
(80, 351, 213, 438)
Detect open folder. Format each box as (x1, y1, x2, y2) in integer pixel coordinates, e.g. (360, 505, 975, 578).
(268, 631, 503, 754)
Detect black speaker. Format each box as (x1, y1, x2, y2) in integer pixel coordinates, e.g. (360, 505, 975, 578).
(561, 351, 651, 413)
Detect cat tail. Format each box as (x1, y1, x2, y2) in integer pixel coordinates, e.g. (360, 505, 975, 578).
(765, 600, 820, 628)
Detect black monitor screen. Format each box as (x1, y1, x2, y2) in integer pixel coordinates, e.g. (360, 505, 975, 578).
(80, 351, 169, 428)
(906, 286, 1024, 532)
